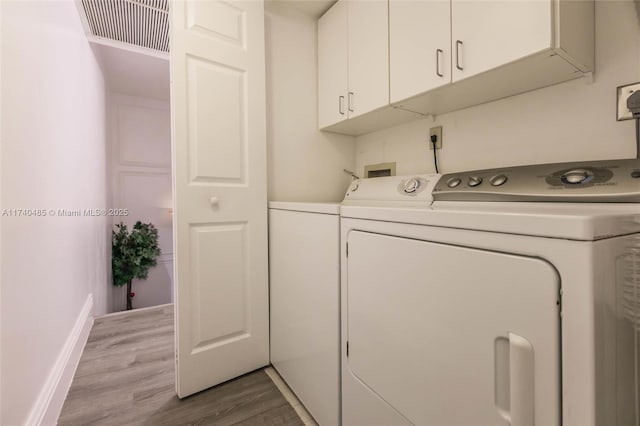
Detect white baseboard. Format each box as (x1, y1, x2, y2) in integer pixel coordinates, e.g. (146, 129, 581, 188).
(99, 302, 173, 319)
(264, 367, 317, 426)
(25, 294, 94, 426)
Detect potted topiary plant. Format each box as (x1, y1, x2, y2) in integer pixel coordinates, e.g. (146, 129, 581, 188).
(112, 221, 161, 310)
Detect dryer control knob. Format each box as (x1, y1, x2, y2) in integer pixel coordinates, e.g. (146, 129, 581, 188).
(561, 169, 590, 184)
(403, 178, 420, 193)
(468, 176, 483, 187)
(350, 181, 360, 192)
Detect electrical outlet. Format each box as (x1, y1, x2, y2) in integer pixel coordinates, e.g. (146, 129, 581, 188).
(429, 126, 443, 150)
(617, 82, 640, 121)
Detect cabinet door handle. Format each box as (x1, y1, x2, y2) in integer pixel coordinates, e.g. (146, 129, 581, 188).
(348, 92, 354, 112)
(456, 40, 464, 71)
(339, 95, 345, 115)
(436, 49, 444, 77)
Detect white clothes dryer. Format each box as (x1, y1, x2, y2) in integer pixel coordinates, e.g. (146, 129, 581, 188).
(340, 159, 640, 426)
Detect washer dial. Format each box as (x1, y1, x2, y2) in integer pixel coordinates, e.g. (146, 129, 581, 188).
(403, 178, 421, 193)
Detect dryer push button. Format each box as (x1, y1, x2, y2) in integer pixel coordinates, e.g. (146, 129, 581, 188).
(468, 176, 483, 187)
(447, 177, 462, 188)
(490, 174, 508, 186)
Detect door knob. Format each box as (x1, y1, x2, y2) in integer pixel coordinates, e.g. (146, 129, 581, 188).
(209, 197, 219, 208)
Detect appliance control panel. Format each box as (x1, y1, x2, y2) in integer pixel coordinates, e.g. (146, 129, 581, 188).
(343, 174, 441, 204)
(433, 159, 640, 202)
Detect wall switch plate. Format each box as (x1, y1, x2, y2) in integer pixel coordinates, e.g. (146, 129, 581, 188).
(429, 126, 443, 150)
(617, 82, 640, 121)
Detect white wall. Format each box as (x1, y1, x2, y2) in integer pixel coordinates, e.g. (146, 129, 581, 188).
(98, 44, 170, 101)
(0, 1, 109, 424)
(356, 1, 640, 176)
(108, 93, 173, 312)
(265, 5, 356, 202)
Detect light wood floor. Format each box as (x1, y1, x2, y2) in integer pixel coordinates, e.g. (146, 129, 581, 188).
(58, 304, 303, 425)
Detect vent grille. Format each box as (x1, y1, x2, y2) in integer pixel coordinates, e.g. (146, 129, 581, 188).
(80, 0, 169, 53)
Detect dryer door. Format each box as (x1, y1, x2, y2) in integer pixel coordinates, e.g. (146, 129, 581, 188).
(345, 231, 560, 426)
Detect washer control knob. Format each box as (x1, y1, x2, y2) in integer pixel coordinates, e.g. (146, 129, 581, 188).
(561, 169, 590, 184)
(350, 181, 359, 192)
(468, 176, 483, 187)
(447, 177, 462, 188)
(403, 178, 420, 193)
(490, 174, 508, 186)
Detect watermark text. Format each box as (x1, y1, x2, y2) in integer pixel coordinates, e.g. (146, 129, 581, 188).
(2, 208, 130, 217)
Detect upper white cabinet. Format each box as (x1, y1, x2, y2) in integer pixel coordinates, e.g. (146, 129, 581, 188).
(347, 0, 389, 119)
(318, 0, 348, 129)
(391, 0, 555, 100)
(319, 0, 421, 135)
(320, 0, 594, 136)
(392, 0, 594, 117)
(389, 0, 451, 104)
(451, 0, 553, 82)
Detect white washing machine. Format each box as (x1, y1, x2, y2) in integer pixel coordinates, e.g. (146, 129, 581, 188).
(269, 201, 341, 425)
(340, 160, 640, 426)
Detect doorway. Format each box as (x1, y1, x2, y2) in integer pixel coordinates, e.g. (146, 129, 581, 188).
(99, 45, 173, 312)
(77, 0, 271, 398)
(76, 0, 173, 313)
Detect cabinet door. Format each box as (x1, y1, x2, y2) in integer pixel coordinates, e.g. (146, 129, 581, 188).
(347, 0, 389, 118)
(389, 0, 450, 104)
(451, 0, 552, 82)
(318, 0, 348, 129)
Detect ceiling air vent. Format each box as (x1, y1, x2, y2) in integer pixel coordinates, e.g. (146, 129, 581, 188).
(79, 0, 169, 53)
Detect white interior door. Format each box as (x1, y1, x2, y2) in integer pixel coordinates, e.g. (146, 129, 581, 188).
(346, 231, 561, 425)
(170, 0, 269, 398)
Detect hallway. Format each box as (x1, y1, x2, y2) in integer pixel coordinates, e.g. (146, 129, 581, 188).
(58, 305, 304, 425)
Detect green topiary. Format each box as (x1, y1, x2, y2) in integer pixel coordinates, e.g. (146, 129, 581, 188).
(112, 221, 161, 310)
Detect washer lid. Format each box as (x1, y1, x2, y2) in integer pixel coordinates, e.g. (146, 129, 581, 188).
(341, 202, 640, 241)
(268, 201, 340, 215)
(342, 174, 441, 206)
